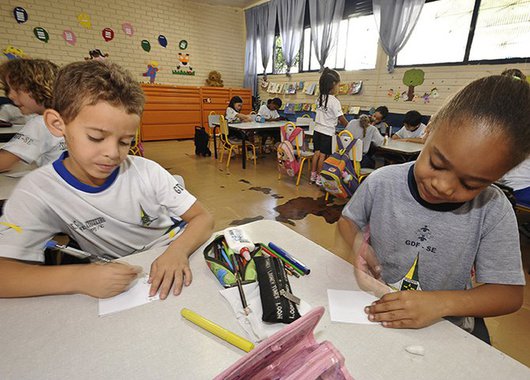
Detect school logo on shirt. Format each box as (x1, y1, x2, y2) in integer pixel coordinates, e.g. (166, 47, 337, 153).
(173, 183, 184, 194)
(69, 217, 106, 232)
(11, 133, 34, 145)
(140, 204, 158, 226)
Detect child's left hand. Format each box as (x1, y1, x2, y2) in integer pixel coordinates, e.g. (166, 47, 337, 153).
(364, 290, 444, 328)
(148, 250, 192, 300)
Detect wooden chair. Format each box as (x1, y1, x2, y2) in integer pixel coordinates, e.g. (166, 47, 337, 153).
(129, 127, 144, 157)
(218, 115, 257, 169)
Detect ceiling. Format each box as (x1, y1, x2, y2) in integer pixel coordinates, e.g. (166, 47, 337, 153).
(187, 0, 261, 8)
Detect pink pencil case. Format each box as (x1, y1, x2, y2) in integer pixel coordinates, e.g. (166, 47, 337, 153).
(214, 306, 354, 380)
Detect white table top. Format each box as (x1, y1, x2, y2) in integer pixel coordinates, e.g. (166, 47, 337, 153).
(228, 120, 287, 130)
(378, 139, 423, 154)
(1, 220, 528, 380)
(0, 123, 23, 135)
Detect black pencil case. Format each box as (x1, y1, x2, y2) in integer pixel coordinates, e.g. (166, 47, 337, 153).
(255, 255, 301, 324)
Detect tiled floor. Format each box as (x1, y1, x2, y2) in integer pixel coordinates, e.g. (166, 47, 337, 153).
(143, 139, 530, 368)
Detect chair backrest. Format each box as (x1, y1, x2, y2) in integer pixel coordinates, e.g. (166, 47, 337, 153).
(280, 122, 304, 155)
(332, 130, 362, 175)
(219, 115, 229, 138)
(295, 116, 312, 127)
(208, 114, 220, 129)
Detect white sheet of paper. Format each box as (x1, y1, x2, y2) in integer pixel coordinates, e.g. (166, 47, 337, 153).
(98, 274, 159, 316)
(327, 289, 379, 325)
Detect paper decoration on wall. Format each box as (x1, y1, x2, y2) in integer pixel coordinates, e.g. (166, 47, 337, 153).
(102, 28, 114, 42)
(33, 27, 49, 43)
(403, 69, 425, 101)
(158, 35, 168, 48)
(348, 81, 362, 95)
(338, 83, 349, 95)
(13, 7, 28, 24)
(179, 40, 188, 50)
(85, 49, 109, 60)
(77, 13, 92, 29)
(141, 40, 151, 52)
(172, 53, 195, 75)
(122, 22, 134, 36)
(62, 29, 77, 46)
(260, 78, 269, 88)
(3, 46, 27, 60)
(143, 61, 159, 83)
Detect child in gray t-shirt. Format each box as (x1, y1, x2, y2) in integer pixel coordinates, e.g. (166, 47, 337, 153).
(339, 75, 529, 338)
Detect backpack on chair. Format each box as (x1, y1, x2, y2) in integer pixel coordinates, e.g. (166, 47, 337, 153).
(320, 133, 359, 198)
(277, 125, 303, 177)
(194, 126, 212, 157)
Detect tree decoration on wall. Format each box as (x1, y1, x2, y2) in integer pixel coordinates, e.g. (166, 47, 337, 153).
(85, 49, 109, 61)
(179, 40, 188, 50)
(33, 27, 50, 43)
(141, 40, 151, 52)
(3, 46, 27, 60)
(402, 69, 425, 101)
(62, 29, 77, 46)
(77, 13, 92, 29)
(13, 7, 28, 24)
(143, 61, 159, 83)
(172, 53, 195, 75)
(102, 28, 114, 42)
(122, 22, 134, 36)
(158, 35, 168, 48)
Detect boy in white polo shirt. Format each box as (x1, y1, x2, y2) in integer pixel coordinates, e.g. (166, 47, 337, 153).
(393, 110, 427, 143)
(0, 60, 214, 300)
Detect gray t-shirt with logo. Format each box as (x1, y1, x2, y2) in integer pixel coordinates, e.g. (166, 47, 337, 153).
(342, 162, 525, 328)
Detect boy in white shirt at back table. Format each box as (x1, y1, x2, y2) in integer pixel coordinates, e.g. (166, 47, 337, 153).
(0, 60, 214, 300)
(393, 110, 427, 143)
(0, 59, 66, 172)
(258, 98, 283, 121)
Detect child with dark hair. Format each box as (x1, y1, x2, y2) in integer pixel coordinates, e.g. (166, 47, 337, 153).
(371, 106, 389, 135)
(393, 110, 427, 143)
(339, 75, 529, 342)
(310, 68, 348, 185)
(258, 98, 282, 121)
(226, 96, 251, 123)
(346, 114, 384, 168)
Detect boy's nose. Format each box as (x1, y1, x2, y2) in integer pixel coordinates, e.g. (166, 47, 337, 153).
(431, 175, 455, 198)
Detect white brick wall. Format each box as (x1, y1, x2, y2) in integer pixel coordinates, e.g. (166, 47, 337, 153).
(0, 0, 246, 87)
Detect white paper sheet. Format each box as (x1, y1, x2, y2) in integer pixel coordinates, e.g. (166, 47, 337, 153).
(327, 289, 379, 325)
(98, 274, 159, 316)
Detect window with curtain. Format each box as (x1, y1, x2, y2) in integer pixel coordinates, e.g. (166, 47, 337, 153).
(397, 0, 530, 66)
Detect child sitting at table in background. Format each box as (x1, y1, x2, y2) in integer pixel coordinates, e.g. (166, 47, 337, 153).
(338, 75, 528, 343)
(346, 114, 384, 169)
(311, 68, 348, 186)
(226, 96, 252, 123)
(371, 106, 390, 136)
(0, 60, 214, 300)
(258, 98, 283, 121)
(0, 59, 66, 172)
(393, 110, 427, 143)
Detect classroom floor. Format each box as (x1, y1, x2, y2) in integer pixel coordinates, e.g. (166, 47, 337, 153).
(143, 139, 530, 368)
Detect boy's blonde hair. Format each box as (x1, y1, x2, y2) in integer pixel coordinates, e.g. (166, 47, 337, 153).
(0, 59, 59, 108)
(52, 60, 144, 123)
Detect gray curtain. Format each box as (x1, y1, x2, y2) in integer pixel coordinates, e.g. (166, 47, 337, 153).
(256, 2, 277, 77)
(243, 7, 259, 94)
(309, 0, 345, 71)
(373, 0, 425, 73)
(275, 0, 306, 75)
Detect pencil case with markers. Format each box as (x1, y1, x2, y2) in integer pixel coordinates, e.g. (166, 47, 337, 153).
(203, 235, 261, 287)
(214, 306, 353, 380)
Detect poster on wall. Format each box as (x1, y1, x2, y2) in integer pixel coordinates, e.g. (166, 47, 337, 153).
(3, 46, 27, 60)
(172, 53, 195, 75)
(122, 22, 134, 36)
(77, 13, 92, 29)
(143, 61, 159, 83)
(158, 35, 167, 48)
(179, 40, 188, 50)
(62, 29, 77, 46)
(33, 27, 49, 43)
(102, 28, 114, 42)
(13, 7, 28, 24)
(141, 40, 151, 52)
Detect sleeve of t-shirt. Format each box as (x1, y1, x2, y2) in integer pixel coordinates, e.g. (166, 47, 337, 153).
(341, 177, 375, 230)
(1, 116, 49, 164)
(474, 194, 525, 285)
(257, 105, 269, 117)
(369, 126, 384, 146)
(147, 161, 197, 217)
(395, 126, 407, 138)
(271, 110, 280, 119)
(0, 178, 63, 263)
(226, 107, 238, 122)
(417, 124, 427, 138)
(331, 97, 344, 118)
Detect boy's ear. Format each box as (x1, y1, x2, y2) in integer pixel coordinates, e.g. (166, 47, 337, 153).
(43, 109, 66, 137)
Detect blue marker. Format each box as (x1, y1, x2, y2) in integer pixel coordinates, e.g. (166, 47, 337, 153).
(220, 247, 234, 271)
(268, 242, 310, 275)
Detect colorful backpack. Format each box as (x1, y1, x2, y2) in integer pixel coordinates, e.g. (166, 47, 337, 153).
(277, 125, 303, 177)
(320, 133, 359, 198)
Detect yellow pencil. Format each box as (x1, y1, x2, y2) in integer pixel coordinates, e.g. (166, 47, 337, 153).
(181, 308, 255, 352)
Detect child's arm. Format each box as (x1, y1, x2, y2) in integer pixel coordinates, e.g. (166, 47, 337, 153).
(365, 283, 523, 329)
(338, 115, 348, 127)
(400, 137, 425, 144)
(0, 257, 141, 298)
(0, 150, 22, 172)
(237, 113, 252, 122)
(148, 201, 214, 300)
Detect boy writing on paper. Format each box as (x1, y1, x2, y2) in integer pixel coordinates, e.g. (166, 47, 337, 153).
(0, 60, 214, 300)
(392, 110, 427, 143)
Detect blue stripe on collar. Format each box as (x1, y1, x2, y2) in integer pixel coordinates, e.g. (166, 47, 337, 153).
(52, 151, 120, 193)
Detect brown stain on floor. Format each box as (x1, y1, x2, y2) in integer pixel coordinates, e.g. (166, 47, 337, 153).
(239, 179, 251, 184)
(249, 186, 271, 194)
(274, 196, 345, 225)
(229, 216, 265, 226)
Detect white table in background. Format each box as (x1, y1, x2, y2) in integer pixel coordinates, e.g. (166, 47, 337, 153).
(376, 139, 423, 162)
(0, 124, 23, 142)
(1, 220, 528, 380)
